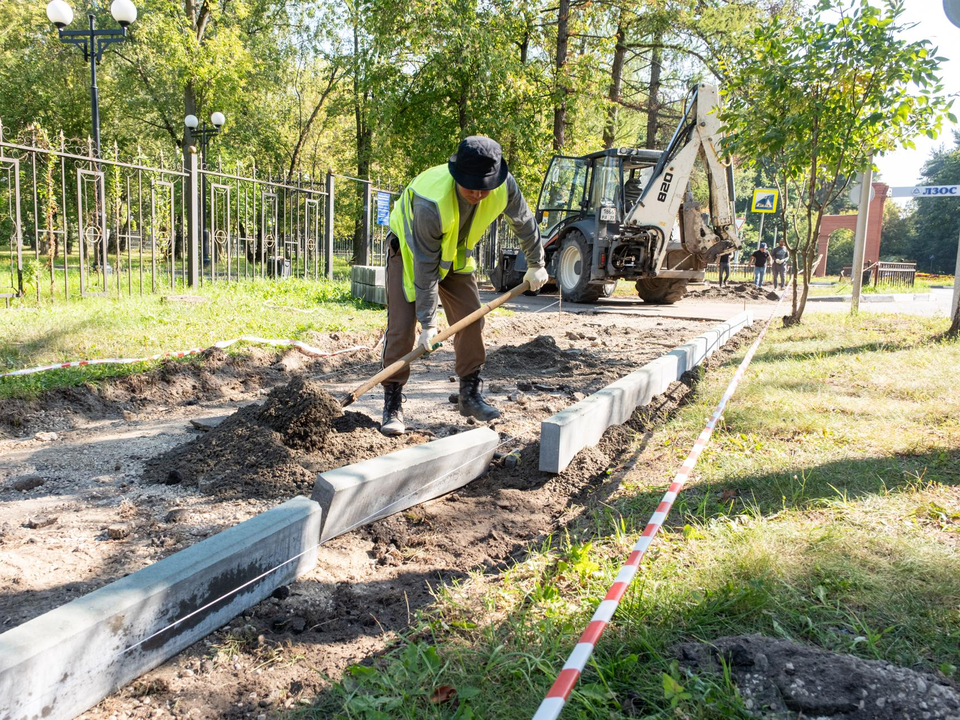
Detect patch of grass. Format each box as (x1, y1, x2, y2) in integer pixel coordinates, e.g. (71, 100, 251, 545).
(0, 277, 386, 398)
(305, 313, 960, 719)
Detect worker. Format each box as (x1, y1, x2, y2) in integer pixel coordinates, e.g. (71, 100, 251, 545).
(717, 250, 731, 288)
(379, 136, 548, 436)
(750, 242, 770, 288)
(770, 238, 788, 289)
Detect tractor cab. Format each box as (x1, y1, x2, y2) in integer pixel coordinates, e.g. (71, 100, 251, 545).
(489, 147, 662, 302)
(535, 148, 661, 245)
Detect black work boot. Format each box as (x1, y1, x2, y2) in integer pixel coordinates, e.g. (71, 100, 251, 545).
(381, 382, 405, 436)
(458, 371, 501, 422)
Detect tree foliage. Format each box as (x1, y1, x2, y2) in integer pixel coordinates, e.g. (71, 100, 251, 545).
(721, 0, 954, 324)
(0, 0, 796, 200)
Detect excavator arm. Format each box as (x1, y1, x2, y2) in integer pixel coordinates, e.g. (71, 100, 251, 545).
(621, 83, 740, 273)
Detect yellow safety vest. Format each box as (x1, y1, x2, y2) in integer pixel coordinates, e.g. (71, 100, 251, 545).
(389, 164, 508, 302)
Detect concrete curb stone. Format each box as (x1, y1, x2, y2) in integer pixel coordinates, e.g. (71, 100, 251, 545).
(539, 311, 753, 474)
(0, 496, 321, 720)
(312, 427, 498, 541)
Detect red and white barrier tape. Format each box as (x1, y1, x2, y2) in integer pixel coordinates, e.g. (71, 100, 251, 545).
(0, 335, 382, 379)
(532, 301, 782, 720)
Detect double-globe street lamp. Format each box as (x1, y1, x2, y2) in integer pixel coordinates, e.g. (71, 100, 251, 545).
(46, 0, 138, 159)
(185, 112, 226, 263)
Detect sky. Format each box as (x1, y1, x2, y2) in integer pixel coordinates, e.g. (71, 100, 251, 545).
(874, 1, 960, 198)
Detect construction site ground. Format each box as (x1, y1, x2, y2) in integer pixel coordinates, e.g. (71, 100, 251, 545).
(0, 291, 767, 720)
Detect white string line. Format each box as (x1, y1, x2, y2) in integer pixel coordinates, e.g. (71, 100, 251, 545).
(534, 299, 561, 314)
(115, 431, 528, 660)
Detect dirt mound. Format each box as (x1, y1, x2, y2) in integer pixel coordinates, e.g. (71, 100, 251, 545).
(144, 378, 428, 499)
(685, 283, 781, 302)
(256, 376, 342, 450)
(676, 634, 960, 719)
(485, 335, 604, 377)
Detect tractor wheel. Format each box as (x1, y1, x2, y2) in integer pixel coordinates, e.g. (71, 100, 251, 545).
(635, 278, 688, 304)
(556, 230, 604, 303)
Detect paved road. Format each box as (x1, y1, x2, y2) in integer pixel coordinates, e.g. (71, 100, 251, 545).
(482, 289, 780, 323)
(487, 286, 957, 322)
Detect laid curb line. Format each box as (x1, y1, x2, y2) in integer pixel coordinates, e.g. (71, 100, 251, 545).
(539, 311, 754, 474)
(807, 293, 933, 303)
(0, 497, 321, 720)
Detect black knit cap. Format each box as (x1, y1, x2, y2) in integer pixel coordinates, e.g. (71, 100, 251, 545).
(448, 136, 509, 191)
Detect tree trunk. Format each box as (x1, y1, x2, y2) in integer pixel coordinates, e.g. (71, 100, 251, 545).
(553, 0, 569, 151)
(350, 18, 368, 266)
(183, 83, 197, 157)
(351, 109, 372, 266)
(603, 17, 626, 150)
(949, 301, 960, 337)
(183, 0, 198, 156)
(287, 65, 341, 182)
(458, 74, 470, 133)
(644, 34, 663, 150)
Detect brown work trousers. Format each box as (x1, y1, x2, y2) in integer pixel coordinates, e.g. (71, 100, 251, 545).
(382, 241, 485, 386)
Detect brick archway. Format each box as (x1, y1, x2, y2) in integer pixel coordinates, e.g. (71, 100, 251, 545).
(814, 183, 889, 276)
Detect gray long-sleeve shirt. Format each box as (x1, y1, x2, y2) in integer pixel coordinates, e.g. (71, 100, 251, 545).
(407, 173, 545, 328)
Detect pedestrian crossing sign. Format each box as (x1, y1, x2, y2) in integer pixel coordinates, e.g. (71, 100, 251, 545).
(751, 188, 779, 214)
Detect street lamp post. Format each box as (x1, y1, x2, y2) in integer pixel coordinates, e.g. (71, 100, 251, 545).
(47, 0, 138, 159)
(184, 112, 225, 263)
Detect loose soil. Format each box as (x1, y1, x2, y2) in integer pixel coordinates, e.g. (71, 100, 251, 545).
(685, 282, 782, 302)
(675, 634, 960, 719)
(0, 330, 381, 441)
(0, 306, 751, 719)
(141, 377, 435, 501)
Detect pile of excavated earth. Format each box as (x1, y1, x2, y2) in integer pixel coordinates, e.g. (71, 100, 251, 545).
(144, 377, 430, 500)
(685, 282, 782, 302)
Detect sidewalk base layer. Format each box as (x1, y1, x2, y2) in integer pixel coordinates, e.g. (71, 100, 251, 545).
(0, 496, 321, 720)
(312, 427, 498, 541)
(540, 311, 753, 474)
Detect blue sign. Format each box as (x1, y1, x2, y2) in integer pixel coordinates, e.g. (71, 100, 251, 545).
(376, 191, 392, 225)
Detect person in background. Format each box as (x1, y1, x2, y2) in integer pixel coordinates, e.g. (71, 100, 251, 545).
(770, 238, 788, 289)
(717, 250, 731, 287)
(750, 242, 770, 288)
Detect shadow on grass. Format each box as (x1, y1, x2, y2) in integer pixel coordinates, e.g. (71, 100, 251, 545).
(0, 317, 91, 370)
(302, 519, 960, 720)
(612, 445, 960, 537)
(746, 338, 939, 366)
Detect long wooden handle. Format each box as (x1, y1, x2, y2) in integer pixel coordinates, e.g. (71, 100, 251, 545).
(341, 281, 530, 407)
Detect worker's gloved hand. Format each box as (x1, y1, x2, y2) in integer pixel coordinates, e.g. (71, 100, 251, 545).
(418, 326, 440, 353)
(524, 266, 549, 292)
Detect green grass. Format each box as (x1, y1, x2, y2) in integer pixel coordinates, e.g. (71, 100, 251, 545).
(305, 313, 960, 719)
(0, 276, 386, 398)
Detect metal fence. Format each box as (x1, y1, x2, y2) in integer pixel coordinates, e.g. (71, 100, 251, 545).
(197, 162, 328, 282)
(841, 261, 916, 287)
(0, 122, 530, 305)
(0, 135, 195, 303)
(330, 177, 400, 267)
(0, 125, 349, 304)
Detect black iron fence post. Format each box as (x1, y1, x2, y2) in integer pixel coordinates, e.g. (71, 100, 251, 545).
(324, 170, 334, 279)
(359, 181, 372, 266)
(187, 147, 199, 287)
